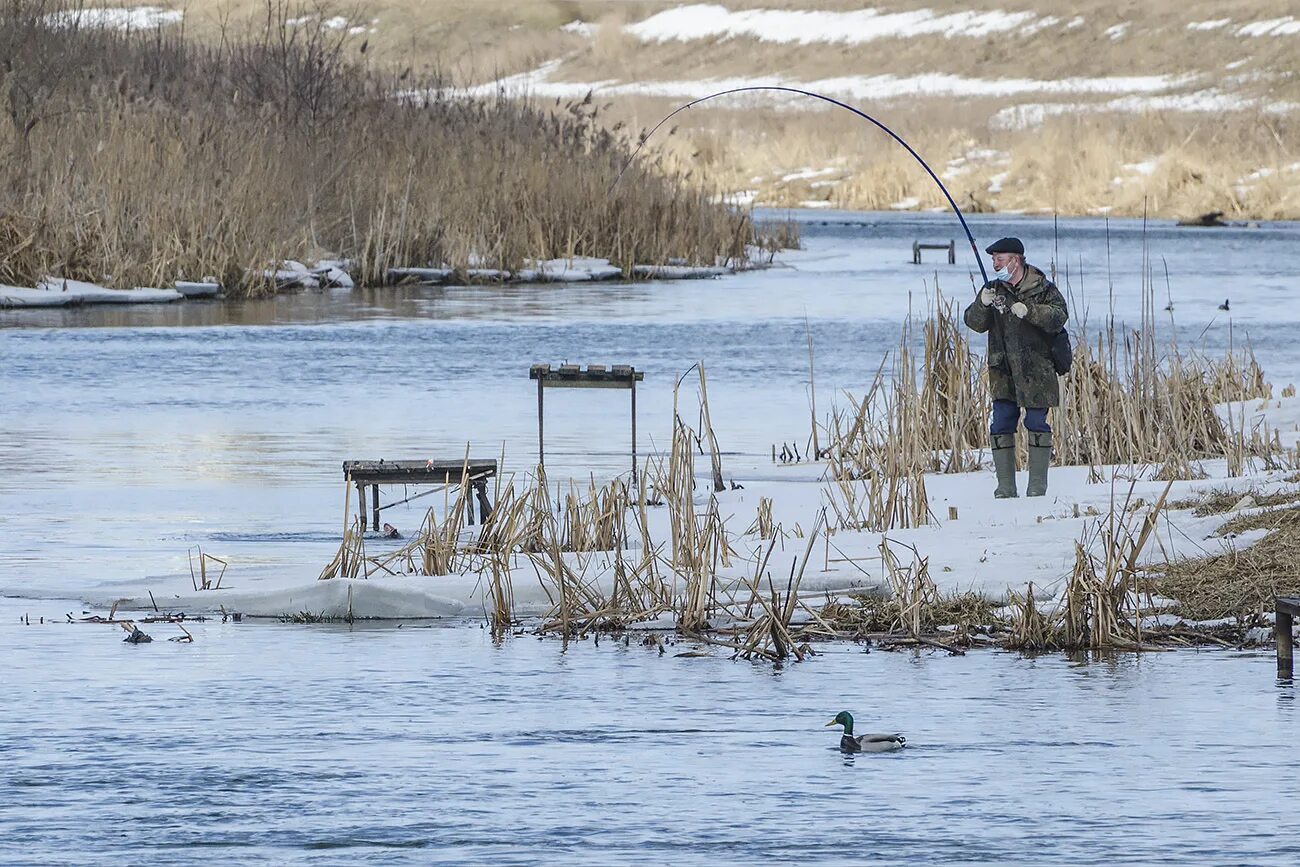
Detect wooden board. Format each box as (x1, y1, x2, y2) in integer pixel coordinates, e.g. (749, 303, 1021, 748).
(343, 459, 497, 485)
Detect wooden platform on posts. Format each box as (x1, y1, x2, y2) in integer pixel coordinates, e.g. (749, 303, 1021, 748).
(342, 459, 497, 532)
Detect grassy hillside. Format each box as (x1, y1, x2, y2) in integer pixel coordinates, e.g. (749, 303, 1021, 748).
(43, 1, 1300, 220)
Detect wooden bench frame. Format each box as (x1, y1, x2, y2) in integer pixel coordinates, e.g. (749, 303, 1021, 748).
(342, 460, 497, 531)
(913, 239, 956, 265)
(529, 364, 644, 480)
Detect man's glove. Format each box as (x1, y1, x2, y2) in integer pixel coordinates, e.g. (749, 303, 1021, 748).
(1010, 301, 1028, 319)
(980, 286, 998, 306)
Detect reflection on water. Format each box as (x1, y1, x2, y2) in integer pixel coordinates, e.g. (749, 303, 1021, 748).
(0, 601, 1294, 865)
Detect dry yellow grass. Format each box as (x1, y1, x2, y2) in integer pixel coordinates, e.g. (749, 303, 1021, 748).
(48, 1, 1298, 219)
(0, 1, 753, 294)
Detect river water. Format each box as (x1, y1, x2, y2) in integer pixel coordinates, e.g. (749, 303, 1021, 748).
(2, 211, 1298, 863)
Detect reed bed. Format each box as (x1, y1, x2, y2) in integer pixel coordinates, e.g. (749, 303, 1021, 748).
(0, 0, 755, 294)
(1153, 497, 1300, 624)
(822, 287, 1288, 507)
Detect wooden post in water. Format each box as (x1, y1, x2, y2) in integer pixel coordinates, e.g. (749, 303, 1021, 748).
(1278, 596, 1298, 680)
(536, 375, 545, 472)
(357, 481, 368, 531)
(631, 373, 638, 483)
(371, 484, 380, 533)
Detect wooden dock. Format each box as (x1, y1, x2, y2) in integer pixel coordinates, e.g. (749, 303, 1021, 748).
(343, 459, 497, 531)
(1278, 596, 1298, 680)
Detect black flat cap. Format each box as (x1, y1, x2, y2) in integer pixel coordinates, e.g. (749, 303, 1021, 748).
(984, 237, 1024, 255)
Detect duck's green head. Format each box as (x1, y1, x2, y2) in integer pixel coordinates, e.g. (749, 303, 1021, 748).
(825, 710, 854, 733)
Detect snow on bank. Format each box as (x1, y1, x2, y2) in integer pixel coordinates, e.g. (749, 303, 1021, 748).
(89, 395, 1300, 621)
(625, 4, 1042, 44)
(44, 6, 182, 29)
(387, 257, 733, 285)
(1237, 17, 1300, 37)
(0, 278, 185, 307)
(992, 90, 1298, 128)
(464, 62, 1190, 105)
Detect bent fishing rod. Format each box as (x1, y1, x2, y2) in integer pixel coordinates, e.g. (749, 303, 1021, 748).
(611, 85, 989, 285)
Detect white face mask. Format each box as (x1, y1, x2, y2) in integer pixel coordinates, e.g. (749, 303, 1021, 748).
(993, 266, 1011, 282)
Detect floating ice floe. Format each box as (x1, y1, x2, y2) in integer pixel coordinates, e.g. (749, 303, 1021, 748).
(632, 263, 733, 279)
(514, 258, 624, 283)
(174, 281, 221, 298)
(0, 277, 183, 308)
(714, 189, 758, 206)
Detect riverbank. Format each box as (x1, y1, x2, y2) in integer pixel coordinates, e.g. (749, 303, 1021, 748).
(0, 255, 763, 308)
(0, 1, 758, 298)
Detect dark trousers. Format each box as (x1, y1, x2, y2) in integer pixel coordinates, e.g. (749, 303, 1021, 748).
(991, 399, 1050, 435)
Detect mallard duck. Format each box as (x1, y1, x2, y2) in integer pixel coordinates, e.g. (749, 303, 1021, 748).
(826, 711, 905, 753)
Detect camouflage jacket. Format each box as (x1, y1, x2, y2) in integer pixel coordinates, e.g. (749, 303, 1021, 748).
(963, 264, 1069, 408)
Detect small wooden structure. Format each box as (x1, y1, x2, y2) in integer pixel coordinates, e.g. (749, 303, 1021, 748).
(1278, 596, 1298, 680)
(342, 459, 496, 531)
(529, 363, 644, 479)
(913, 239, 956, 265)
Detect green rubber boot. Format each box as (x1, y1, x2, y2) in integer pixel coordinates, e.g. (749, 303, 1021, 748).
(991, 433, 1018, 499)
(1026, 431, 1052, 497)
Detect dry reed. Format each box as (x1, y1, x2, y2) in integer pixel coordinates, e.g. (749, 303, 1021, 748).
(0, 0, 755, 295)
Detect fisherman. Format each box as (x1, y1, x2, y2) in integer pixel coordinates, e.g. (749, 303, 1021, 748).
(963, 237, 1068, 498)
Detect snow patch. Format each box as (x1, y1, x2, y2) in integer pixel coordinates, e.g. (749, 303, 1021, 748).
(562, 20, 595, 37)
(781, 167, 837, 182)
(1123, 157, 1160, 176)
(44, 6, 182, 29)
(889, 197, 921, 210)
(1104, 23, 1129, 40)
(461, 62, 1190, 104)
(626, 4, 1040, 44)
(1, 278, 183, 308)
(992, 90, 1278, 129)
(1187, 19, 1231, 31)
(1237, 17, 1300, 37)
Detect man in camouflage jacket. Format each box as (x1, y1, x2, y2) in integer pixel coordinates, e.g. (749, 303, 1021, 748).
(963, 237, 1068, 498)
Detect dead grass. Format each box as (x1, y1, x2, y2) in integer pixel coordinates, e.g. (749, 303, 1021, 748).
(1170, 484, 1300, 517)
(1154, 506, 1300, 622)
(134, 0, 1300, 220)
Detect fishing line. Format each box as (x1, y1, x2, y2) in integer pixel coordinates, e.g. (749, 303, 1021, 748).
(611, 85, 989, 284)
